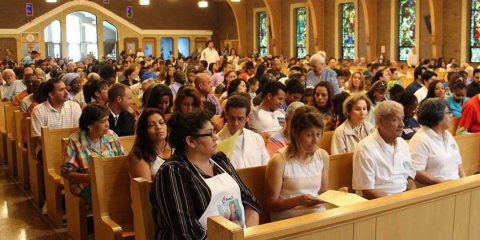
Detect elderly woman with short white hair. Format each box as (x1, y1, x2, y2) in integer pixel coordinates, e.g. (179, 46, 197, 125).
(331, 93, 375, 154)
(408, 98, 465, 186)
(305, 51, 341, 94)
(353, 100, 416, 199)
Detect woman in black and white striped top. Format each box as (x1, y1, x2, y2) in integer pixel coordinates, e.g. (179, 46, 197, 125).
(152, 110, 260, 240)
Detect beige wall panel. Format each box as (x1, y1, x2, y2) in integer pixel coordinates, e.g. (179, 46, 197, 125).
(419, 0, 432, 59)
(453, 192, 471, 240)
(283, 224, 354, 240)
(376, 197, 455, 240)
(354, 218, 376, 240)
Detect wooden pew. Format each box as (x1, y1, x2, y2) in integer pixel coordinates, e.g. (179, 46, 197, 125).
(319, 131, 333, 154)
(131, 177, 154, 240)
(448, 116, 461, 136)
(0, 101, 10, 165)
(328, 153, 354, 191)
(62, 135, 136, 240)
(237, 166, 269, 224)
(41, 127, 78, 227)
(455, 133, 480, 175)
(14, 111, 28, 189)
(208, 174, 480, 240)
(5, 105, 19, 177)
(26, 117, 44, 207)
(90, 155, 134, 239)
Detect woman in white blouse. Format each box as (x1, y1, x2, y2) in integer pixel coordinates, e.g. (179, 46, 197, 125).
(331, 93, 375, 154)
(409, 98, 465, 185)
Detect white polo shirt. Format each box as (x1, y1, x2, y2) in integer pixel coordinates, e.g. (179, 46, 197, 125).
(200, 47, 220, 66)
(31, 100, 82, 137)
(408, 126, 461, 180)
(414, 86, 428, 103)
(248, 106, 285, 136)
(353, 130, 416, 196)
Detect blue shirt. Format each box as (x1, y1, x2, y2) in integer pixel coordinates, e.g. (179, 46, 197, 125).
(305, 69, 341, 94)
(446, 95, 469, 117)
(402, 117, 420, 140)
(406, 81, 422, 94)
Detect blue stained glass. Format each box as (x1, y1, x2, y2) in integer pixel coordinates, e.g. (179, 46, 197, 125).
(398, 0, 416, 61)
(470, 0, 480, 62)
(341, 3, 355, 60)
(258, 11, 268, 57)
(295, 7, 307, 58)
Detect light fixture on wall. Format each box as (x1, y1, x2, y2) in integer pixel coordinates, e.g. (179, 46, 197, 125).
(139, 0, 150, 5)
(231, 0, 241, 2)
(198, 0, 208, 8)
(46, 0, 57, 2)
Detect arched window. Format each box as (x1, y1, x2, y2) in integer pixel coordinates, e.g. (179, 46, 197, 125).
(257, 11, 268, 57)
(340, 3, 355, 60)
(178, 37, 190, 57)
(66, 11, 98, 61)
(44, 20, 61, 58)
(398, 0, 416, 61)
(161, 38, 173, 60)
(294, 7, 307, 58)
(103, 21, 118, 60)
(470, 0, 480, 62)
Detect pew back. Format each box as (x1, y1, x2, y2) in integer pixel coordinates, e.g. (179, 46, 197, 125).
(119, 135, 135, 154)
(319, 131, 333, 155)
(26, 117, 44, 206)
(236, 166, 269, 224)
(328, 153, 353, 191)
(14, 111, 28, 189)
(455, 133, 480, 175)
(0, 102, 8, 165)
(90, 155, 134, 239)
(5, 105, 19, 176)
(208, 174, 480, 240)
(41, 127, 78, 178)
(131, 178, 154, 240)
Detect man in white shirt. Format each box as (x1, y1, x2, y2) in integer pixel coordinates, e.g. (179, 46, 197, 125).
(1, 69, 27, 101)
(407, 47, 419, 68)
(249, 81, 286, 136)
(353, 100, 416, 199)
(218, 95, 269, 169)
(414, 70, 437, 103)
(200, 40, 220, 66)
(31, 78, 82, 157)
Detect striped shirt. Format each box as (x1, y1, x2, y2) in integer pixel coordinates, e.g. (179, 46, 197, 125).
(30, 100, 82, 137)
(152, 152, 260, 240)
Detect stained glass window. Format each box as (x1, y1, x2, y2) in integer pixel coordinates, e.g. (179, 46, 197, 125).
(340, 3, 355, 60)
(398, 0, 416, 61)
(257, 11, 268, 57)
(470, 0, 480, 62)
(295, 7, 307, 58)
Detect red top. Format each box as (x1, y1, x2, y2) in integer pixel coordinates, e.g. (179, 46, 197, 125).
(459, 95, 480, 133)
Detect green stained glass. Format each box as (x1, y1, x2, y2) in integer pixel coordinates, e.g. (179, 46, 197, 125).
(340, 3, 355, 60)
(470, 0, 480, 62)
(295, 7, 307, 58)
(398, 0, 416, 61)
(258, 11, 268, 57)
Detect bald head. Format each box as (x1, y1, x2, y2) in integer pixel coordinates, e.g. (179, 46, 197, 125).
(195, 73, 212, 95)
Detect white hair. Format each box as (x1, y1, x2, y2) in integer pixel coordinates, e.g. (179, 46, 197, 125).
(2, 68, 15, 78)
(374, 100, 403, 125)
(286, 101, 305, 119)
(310, 51, 327, 65)
(87, 72, 101, 82)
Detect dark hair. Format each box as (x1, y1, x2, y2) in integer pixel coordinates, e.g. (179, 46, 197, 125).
(389, 84, 405, 100)
(414, 66, 427, 80)
(98, 64, 116, 81)
(286, 79, 305, 95)
(261, 80, 286, 98)
(173, 86, 202, 113)
(247, 77, 259, 87)
(451, 81, 467, 91)
(423, 80, 444, 102)
(146, 84, 174, 114)
(227, 78, 245, 97)
(225, 95, 251, 115)
(367, 80, 387, 103)
(167, 110, 212, 153)
(79, 103, 110, 131)
(288, 106, 324, 155)
(200, 60, 208, 69)
(421, 70, 437, 84)
(34, 82, 47, 103)
(91, 80, 109, 100)
(393, 91, 418, 107)
(332, 91, 350, 125)
(42, 77, 63, 98)
(313, 81, 333, 111)
(108, 83, 128, 103)
(173, 70, 186, 84)
(417, 98, 449, 128)
(131, 108, 166, 163)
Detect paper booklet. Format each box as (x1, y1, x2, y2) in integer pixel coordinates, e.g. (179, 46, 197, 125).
(318, 190, 368, 207)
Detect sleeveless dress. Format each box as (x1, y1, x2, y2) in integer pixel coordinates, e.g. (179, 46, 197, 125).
(150, 156, 165, 178)
(270, 147, 326, 221)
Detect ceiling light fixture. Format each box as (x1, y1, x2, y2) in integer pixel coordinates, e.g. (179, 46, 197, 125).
(46, 0, 57, 2)
(139, 0, 150, 5)
(231, 0, 241, 2)
(198, 0, 208, 8)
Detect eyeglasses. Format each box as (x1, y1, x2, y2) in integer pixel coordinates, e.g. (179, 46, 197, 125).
(191, 130, 217, 139)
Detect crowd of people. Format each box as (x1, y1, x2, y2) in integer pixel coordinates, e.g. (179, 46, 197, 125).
(1, 41, 478, 239)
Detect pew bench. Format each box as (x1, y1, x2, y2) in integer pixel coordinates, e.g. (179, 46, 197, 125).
(5, 105, 20, 177)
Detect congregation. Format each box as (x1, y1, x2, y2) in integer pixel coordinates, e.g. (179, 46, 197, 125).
(1, 38, 479, 239)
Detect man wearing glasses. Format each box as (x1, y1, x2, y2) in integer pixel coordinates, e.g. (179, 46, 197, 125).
(217, 95, 270, 169)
